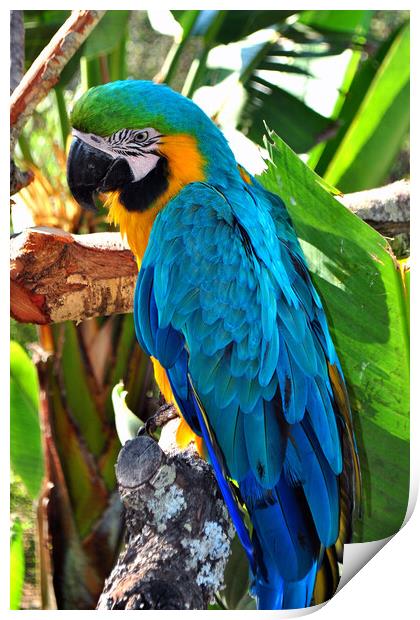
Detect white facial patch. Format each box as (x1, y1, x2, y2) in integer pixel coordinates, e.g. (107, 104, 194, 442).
(72, 127, 163, 182)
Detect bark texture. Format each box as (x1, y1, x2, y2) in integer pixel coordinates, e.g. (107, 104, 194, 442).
(339, 179, 410, 236)
(10, 11, 25, 94)
(10, 9, 32, 195)
(97, 419, 235, 610)
(10, 159, 34, 196)
(10, 227, 137, 324)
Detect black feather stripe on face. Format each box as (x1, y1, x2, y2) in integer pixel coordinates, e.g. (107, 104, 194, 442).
(119, 156, 169, 212)
(104, 129, 162, 157)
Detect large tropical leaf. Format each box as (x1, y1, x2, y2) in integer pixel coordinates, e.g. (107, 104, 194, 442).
(10, 341, 44, 499)
(83, 10, 129, 60)
(198, 11, 374, 153)
(321, 21, 410, 191)
(259, 131, 409, 542)
(240, 77, 332, 153)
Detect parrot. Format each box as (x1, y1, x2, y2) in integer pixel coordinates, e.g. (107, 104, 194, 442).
(66, 79, 361, 610)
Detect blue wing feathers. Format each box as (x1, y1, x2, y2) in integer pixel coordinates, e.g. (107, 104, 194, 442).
(283, 439, 305, 487)
(258, 327, 279, 387)
(243, 398, 283, 489)
(154, 324, 184, 368)
(135, 265, 154, 355)
(135, 180, 347, 609)
(291, 418, 339, 546)
(307, 379, 342, 474)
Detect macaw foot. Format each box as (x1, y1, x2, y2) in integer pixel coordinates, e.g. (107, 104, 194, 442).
(138, 403, 178, 438)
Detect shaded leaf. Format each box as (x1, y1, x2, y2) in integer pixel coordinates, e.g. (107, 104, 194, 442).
(23, 10, 70, 68)
(56, 322, 106, 456)
(214, 10, 297, 44)
(242, 77, 332, 152)
(47, 363, 110, 538)
(60, 48, 86, 86)
(172, 10, 296, 45)
(208, 602, 224, 610)
(83, 11, 129, 60)
(123, 337, 153, 419)
(322, 22, 410, 191)
(105, 314, 137, 421)
(259, 131, 409, 541)
(307, 46, 364, 171)
(10, 341, 44, 499)
(23, 10, 82, 86)
(399, 259, 410, 325)
(236, 593, 257, 609)
(269, 45, 349, 59)
(257, 60, 313, 76)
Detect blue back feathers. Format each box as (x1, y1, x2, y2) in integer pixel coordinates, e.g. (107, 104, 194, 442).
(134, 172, 351, 609)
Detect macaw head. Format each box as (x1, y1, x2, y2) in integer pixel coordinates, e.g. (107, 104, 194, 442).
(67, 80, 235, 213)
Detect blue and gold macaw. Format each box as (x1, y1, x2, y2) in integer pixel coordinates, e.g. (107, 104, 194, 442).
(67, 80, 360, 610)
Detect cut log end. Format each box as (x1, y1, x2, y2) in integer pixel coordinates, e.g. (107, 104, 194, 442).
(11, 227, 138, 324)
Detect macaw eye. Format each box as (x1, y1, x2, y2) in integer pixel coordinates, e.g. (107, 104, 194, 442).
(133, 131, 149, 144)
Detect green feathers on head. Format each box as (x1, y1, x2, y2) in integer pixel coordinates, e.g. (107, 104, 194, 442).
(71, 80, 209, 137)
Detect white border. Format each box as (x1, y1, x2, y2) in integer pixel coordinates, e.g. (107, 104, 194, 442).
(2, 3, 417, 618)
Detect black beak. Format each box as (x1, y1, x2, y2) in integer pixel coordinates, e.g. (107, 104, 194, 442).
(67, 138, 134, 211)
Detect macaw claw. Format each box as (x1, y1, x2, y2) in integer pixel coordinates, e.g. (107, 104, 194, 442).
(138, 403, 178, 438)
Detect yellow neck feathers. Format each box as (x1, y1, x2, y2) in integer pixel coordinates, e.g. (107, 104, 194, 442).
(106, 133, 205, 265)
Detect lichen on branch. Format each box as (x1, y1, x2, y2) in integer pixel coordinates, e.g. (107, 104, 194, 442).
(97, 419, 235, 610)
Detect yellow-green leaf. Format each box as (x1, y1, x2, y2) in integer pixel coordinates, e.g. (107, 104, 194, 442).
(324, 22, 410, 191)
(10, 342, 44, 499)
(112, 382, 143, 445)
(10, 519, 25, 610)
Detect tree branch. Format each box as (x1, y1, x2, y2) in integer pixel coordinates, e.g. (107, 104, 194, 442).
(10, 10, 105, 151)
(11, 227, 137, 324)
(10, 11, 25, 95)
(97, 418, 234, 610)
(10, 180, 410, 325)
(10, 10, 105, 196)
(10, 10, 33, 195)
(339, 179, 409, 237)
